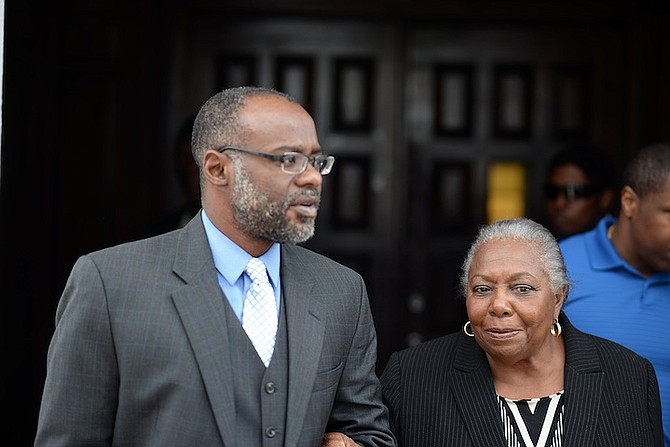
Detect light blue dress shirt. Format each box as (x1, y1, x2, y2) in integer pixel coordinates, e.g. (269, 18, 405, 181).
(201, 210, 281, 322)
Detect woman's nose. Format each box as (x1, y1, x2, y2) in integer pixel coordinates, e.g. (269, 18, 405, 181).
(489, 290, 512, 316)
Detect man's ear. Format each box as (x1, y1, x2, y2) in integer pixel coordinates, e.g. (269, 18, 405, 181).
(202, 150, 232, 186)
(620, 185, 638, 218)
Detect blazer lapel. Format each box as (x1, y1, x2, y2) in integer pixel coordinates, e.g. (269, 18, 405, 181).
(449, 336, 508, 446)
(449, 316, 604, 447)
(281, 245, 324, 447)
(170, 214, 237, 447)
(560, 315, 603, 447)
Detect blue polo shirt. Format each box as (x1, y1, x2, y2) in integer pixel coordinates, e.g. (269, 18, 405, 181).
(561, 216, 670, 446)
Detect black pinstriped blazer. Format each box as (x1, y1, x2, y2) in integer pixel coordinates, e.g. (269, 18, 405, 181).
(381, 314, 663, 447)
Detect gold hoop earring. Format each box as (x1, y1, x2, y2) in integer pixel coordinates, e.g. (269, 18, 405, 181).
(463, 320, 475, 337)
(551, 318, 562, 337)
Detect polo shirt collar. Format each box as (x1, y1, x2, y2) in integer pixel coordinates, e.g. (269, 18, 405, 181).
(586, 215, 670, 283)
(584, 215, 622, 271)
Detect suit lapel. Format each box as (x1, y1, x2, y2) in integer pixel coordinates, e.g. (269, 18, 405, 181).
(170, 214, 237, 447)
(449, 316, 604, 447)
(560, 315, 603, 447)
(281, 245, 324, 447)
(450, 317, 605, 447)
(448, 336, 508, 446)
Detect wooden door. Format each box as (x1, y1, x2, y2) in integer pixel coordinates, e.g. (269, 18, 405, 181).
(180, 17, 404, 363)
(177, 16, 626, 366)
(401, 24, 626, 346)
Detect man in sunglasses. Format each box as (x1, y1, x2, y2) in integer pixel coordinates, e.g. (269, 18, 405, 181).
(560, 143, 670, 447)
(35, 87, 395, 447)
(542, 144, 615, 239)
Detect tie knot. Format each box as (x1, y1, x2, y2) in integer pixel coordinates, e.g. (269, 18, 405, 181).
(246, 258, 270, 284)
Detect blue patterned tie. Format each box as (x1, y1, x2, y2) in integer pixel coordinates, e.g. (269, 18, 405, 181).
(242, 258, 278, 367)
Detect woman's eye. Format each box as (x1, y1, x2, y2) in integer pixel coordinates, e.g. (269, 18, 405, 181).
(472, 285, 490, 294)
(514, 285, 534, 293)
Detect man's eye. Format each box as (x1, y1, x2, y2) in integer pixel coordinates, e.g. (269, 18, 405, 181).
(515, 285, 534, 293)
(282, 155, 298, 165)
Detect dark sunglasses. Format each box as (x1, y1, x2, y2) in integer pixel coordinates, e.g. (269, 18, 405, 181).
(543, 183, 596, 201)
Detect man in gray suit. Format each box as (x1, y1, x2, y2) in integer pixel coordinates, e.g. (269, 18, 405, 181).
(35, 87, 395, 447)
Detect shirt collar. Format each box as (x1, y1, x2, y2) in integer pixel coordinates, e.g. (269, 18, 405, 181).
(585, 215, 622, 271)
(587, 215, 670, 282)
(201, 210, 281, 288)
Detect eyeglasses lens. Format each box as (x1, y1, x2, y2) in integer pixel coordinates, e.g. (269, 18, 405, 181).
(280, 153, 335, 175)
(315, 156, 334, 175)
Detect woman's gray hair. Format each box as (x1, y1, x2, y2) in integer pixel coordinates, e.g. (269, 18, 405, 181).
(459, 218, 570, 298)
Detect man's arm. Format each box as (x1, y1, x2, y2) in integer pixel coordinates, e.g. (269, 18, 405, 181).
(35, 255, 118, 447)
(325, 274, 396, 447)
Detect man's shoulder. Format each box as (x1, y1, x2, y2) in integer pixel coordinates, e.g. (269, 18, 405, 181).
(560, 216, 612, 249)
(558, 234, 590, 270)
(559, 232, 586, 247)
(88, 229, 181, 261)
(561, 218, 624, 277)
(559, 229, 592, 252)
(580, 329, 655, 371)
(283, 243, 358, 273)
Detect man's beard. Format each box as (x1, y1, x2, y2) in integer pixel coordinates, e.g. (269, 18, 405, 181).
(230, 162, 319, 244)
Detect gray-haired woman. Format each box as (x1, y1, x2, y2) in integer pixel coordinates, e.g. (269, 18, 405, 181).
(381, 218, 662, 446)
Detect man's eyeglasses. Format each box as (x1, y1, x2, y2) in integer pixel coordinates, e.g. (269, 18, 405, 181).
(543, 183, 596, 201)
(218, 146, 335, 175)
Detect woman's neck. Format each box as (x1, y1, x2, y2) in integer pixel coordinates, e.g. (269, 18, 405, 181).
(489, 337, 565, 400)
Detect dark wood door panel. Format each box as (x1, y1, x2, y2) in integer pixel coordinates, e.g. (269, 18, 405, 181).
(176, 18, 627, 364)
(403, 24, 626, 345)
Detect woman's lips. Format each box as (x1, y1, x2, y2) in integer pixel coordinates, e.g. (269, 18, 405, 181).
(484, 329, 520, 340)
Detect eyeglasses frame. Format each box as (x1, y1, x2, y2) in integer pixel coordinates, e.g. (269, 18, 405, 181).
(217, 145, 335, 175)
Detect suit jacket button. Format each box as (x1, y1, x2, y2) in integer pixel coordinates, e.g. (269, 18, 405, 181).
(265, 426, 277, 438)
(264, 382, 276, 394)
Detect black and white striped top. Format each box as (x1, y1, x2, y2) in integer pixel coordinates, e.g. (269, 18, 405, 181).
(498, 391, 564, 447)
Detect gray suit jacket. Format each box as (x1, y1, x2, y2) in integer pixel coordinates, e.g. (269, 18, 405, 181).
(381, 314, 663, 447)
(35, 214, 395, 447)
